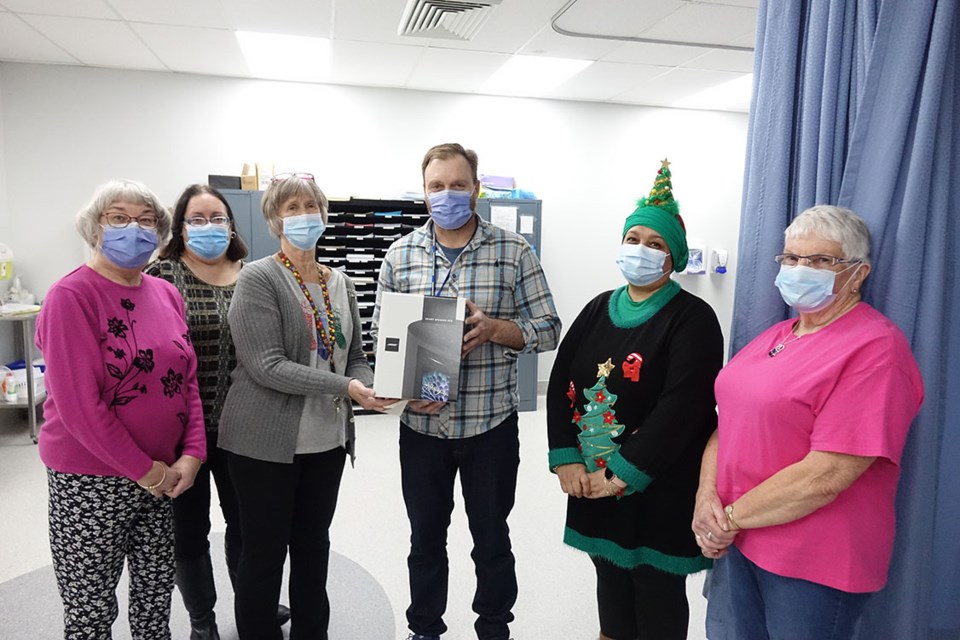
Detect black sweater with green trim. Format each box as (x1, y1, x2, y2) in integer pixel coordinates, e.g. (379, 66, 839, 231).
(547, 288, 723, 573)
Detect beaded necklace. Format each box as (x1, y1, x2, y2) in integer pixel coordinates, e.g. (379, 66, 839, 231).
(277, 251, 337, 369)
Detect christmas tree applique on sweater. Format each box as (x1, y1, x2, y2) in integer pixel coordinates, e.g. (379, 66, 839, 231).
(572, 358, 634, 496)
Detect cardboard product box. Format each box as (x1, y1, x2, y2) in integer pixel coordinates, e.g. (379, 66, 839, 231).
(373, 293, 465, 402)
(240, 163, 258, 190)
(208, 175, 241, 189)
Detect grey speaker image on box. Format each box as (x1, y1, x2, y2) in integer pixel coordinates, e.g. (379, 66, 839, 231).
(374, 293, 466, 402)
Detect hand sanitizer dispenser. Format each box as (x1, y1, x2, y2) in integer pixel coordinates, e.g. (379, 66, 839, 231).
(712, 249, 728, 274)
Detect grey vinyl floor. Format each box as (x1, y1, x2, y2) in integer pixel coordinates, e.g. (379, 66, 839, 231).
(0, 402, 709, 640)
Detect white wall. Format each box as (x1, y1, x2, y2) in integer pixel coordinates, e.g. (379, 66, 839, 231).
(0, 75, 15, 374)
(0, 62, 747, 378)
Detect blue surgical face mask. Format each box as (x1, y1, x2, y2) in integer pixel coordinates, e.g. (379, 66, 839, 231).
(428, 189, 474, 230)
(100, 225, 158, 269)
(282, 213, 326, 251)
(774, 263, 861, 312)
(185, 225, 230, 260)
(616, 243, 670, 286)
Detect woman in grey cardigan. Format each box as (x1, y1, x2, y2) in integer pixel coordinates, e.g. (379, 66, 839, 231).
(218, 173, 389, 640)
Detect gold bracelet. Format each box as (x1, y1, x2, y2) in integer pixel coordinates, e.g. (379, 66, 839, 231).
(724, 504, 741, 530)
(138, 462, 165, 491)
(605, 478, 625, 498)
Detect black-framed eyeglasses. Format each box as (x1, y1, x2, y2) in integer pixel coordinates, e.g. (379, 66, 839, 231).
(272, 172, 315, 183)
(101, 212, 159, 229)
(184, 216, 230, 227)
(774, 253, 861, 269)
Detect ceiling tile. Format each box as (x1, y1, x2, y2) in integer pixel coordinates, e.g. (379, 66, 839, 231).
(0, 0, 116, 19)
(21, 14, 166, 69)
(640, 3, 757, 47)
(406, 47, 509, 94)
(131, 23, 249, 77)
(554, 0, 684, 39)
(700, 0, 758, 7)
(329, 40, 423, 87)
(602, 41, 705, 67)
(682, 49, 754, 73)
(107, 0, 230, 28)
(546, 60, 666, 101)
(226, 0, 334, 38)
(331, 0, 419, 45)
(613, 67, 740, 104)
(0, 12, 78, 63)
(518, 23, 623, 60)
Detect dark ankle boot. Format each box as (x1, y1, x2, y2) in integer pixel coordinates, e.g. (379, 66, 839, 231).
(277, 604, 291, 626)
(175, 553, 221, 640)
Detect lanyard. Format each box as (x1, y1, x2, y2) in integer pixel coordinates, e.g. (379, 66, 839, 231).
(431, 240, 455, 297)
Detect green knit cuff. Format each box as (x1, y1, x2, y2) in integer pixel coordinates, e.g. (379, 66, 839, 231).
(548, 447, 583, 472)
(564, 527, 712, 575)
(607, 452, 652, 492)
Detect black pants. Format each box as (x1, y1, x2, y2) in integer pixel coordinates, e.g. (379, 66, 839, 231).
(228, 448, 346, 640)
(400, 414, 520, 640)
(592, 556, 689, 640)
(173, 430, 242, 573)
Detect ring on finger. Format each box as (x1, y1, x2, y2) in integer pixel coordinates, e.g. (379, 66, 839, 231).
(706, 531, 714, 541)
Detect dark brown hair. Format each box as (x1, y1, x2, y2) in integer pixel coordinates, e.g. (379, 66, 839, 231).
(421, 143, 479, 184)
(159, 184, 248, 261)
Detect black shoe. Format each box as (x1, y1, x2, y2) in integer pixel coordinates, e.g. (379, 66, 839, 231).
(175, 554, 221, 640)
(277, 604, 291, 626)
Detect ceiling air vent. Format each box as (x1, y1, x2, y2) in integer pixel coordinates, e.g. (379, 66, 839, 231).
(398, 0, 503, 40)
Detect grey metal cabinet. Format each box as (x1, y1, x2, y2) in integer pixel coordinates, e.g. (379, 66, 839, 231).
(475, 199, 543, 412)
(221, 189, 276, 260)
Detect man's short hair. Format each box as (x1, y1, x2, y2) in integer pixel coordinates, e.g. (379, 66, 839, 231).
(421, 143, 479, 184)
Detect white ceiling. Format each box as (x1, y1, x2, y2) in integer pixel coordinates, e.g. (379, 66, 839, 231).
(0, 0, 758, 112)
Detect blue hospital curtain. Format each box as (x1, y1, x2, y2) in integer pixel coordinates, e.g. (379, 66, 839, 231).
(731, 1, 960, 638)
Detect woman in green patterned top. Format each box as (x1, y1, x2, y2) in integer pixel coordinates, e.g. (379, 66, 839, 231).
(147, 184, 288, 639)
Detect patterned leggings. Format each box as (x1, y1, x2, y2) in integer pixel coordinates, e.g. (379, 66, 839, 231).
(47, 468, 175, 640)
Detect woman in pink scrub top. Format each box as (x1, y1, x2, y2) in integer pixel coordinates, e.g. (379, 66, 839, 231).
(693, 205, 923, 640)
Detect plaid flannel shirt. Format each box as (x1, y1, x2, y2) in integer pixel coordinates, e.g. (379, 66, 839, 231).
(372, 216, 561, 438)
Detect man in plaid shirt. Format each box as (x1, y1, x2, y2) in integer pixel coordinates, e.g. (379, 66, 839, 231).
(373, 143, 560, 640)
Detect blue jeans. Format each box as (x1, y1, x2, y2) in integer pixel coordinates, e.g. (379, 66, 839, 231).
(705, 544, 871, 640)
(400, 414, 520, 640)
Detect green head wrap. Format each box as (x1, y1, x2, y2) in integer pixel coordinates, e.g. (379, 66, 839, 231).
(621, 159, 688, 272)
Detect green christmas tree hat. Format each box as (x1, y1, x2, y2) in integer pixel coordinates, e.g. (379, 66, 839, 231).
(621, 159, 689, 272)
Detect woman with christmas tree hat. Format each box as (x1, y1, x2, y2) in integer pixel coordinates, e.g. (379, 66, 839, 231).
(547, 159, 724, 640)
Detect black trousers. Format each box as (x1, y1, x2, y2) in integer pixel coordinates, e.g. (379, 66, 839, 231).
(173, 430, 242, 573)
(400, 414, 520, 640)
(592, 556, 689, 640)
(228, 447, 346, 640)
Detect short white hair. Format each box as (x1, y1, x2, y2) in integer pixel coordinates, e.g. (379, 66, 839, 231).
(75, 180, 171, 249)
(785, 205, 871, 265)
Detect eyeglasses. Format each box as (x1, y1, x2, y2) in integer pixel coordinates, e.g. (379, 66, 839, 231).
(272, 172, 315, 183)
(101, 212, 159, 229)
(774, 254, 861, 269)
(184, 216, 230, 227)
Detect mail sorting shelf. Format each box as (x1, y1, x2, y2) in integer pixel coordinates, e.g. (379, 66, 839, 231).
(0, 310, 44, 443)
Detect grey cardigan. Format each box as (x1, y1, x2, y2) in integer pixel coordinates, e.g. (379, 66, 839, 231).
(217, 256, 374, 463)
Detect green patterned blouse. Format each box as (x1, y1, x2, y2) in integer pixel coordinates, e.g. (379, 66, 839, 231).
(145, 259, 239, 432)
